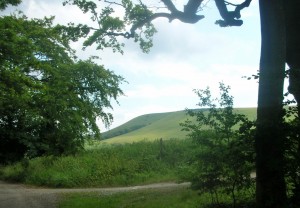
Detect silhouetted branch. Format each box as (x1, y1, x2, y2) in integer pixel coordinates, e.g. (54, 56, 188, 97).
(124, 0, 204, 38)
(80, 0, 205, 40)
(104, 0, 123, 7)
(161, 0, 177, 13)
(184, 0, 204, 14)
(215, 0, 252, 27)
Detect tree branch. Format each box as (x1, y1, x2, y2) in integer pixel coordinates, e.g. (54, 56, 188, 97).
(125, 0, 205, 38)
(128, 11, 204, 37)
(161, 0, 178, 13)
(215, 0, 252, 27)
(184, 0, 204, 14)
(103, 0, 123, 7)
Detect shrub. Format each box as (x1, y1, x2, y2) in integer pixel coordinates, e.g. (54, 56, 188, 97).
(180, 83, 256, 207)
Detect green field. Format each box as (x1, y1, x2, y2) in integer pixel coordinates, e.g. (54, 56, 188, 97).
(101, 108, 257, 144)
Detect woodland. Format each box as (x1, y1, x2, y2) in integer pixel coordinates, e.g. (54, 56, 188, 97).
(1, 0, 300, 207)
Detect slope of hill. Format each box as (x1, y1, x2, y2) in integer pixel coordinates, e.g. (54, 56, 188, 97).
(101, 112, 172, 139)
(101, 108, 257, 144)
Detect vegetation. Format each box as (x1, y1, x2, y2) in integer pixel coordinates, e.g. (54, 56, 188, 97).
(0, 139, 192, 187)
(283, 99, 300, 206)
(0, 0, 21, 10)
(180, 83, 255, 207)
(0, 84, 259, 207)
(2, 0, 300, 207)
(1, 90, 296, 208)
(0, 14, 124, 163)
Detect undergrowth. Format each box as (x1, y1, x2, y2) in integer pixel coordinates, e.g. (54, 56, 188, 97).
(0, 139, 192, 187)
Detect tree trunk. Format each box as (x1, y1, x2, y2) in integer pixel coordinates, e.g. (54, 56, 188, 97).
(255, 0, 287, 207)
(285, 1, 300, 204)
(286, 0, 300, 108)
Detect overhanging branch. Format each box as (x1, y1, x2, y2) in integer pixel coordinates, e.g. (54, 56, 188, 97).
(215, 0, 252, 27)
(161, 0, 177, 13)
(124, 0, 204, 39)
(81, 0, 205, 40)
(184, 0, 204, 14)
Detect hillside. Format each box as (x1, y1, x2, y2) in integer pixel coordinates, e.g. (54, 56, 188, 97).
(101, 108, 257, 144)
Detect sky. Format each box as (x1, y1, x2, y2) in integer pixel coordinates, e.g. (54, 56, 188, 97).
(3, 0, 266, 130)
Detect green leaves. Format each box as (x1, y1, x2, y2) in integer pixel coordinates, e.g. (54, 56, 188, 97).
(133, 23, 157, 53)
(0, 14, 124, 162)
(63, 0, 97, 14)
(181, 83, 255, 205)
(64, 0, 157, 53)
(0, 0, 22, 10)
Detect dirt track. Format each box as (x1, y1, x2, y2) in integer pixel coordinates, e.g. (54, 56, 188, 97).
(0, 181, 190, 208)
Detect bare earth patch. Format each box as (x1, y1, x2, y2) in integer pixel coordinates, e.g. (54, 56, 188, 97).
(0, 181, 190, 208)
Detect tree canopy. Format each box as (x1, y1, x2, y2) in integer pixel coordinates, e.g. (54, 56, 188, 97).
(0, 0, 21, 10)
(0, 14, 124, 162)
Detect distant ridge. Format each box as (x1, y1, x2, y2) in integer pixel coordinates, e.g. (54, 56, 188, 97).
(101, 111, 174, 139)
(101, 108, 257, 144)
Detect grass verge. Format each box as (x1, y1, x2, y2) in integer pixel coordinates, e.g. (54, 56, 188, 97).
(58, 187, 207, 208)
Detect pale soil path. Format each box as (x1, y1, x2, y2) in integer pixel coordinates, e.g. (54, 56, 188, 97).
(0, 181, 190, 208)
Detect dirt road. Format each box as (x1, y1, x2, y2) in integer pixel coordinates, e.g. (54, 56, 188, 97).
(0, 181, 190, 208)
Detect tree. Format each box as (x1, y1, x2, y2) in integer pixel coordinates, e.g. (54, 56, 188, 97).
(181, 83, 255, 207)
(0, 14, 124, 163)
(0, 0, 21, 10)
(286, 1, 300, 108)
(255, 1, 287, 207)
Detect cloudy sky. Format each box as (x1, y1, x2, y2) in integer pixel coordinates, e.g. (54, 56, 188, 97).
(4, 0, 265, 130)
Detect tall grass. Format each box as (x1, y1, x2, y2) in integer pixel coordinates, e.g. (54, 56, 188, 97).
(0, 139, 193, 187)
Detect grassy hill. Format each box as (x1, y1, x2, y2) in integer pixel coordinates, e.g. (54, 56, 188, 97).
(101, 108, 257, 144)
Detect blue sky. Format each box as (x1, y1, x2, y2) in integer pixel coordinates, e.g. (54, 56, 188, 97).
(4, 0, 264, 130)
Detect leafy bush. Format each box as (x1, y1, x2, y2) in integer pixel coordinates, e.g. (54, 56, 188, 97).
(0, 162, 27, 182)
(283, 99, 300, 206)
(180, 83, 256, 207)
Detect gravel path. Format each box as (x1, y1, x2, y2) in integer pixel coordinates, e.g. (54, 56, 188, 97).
(0, 181, 190, 208)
